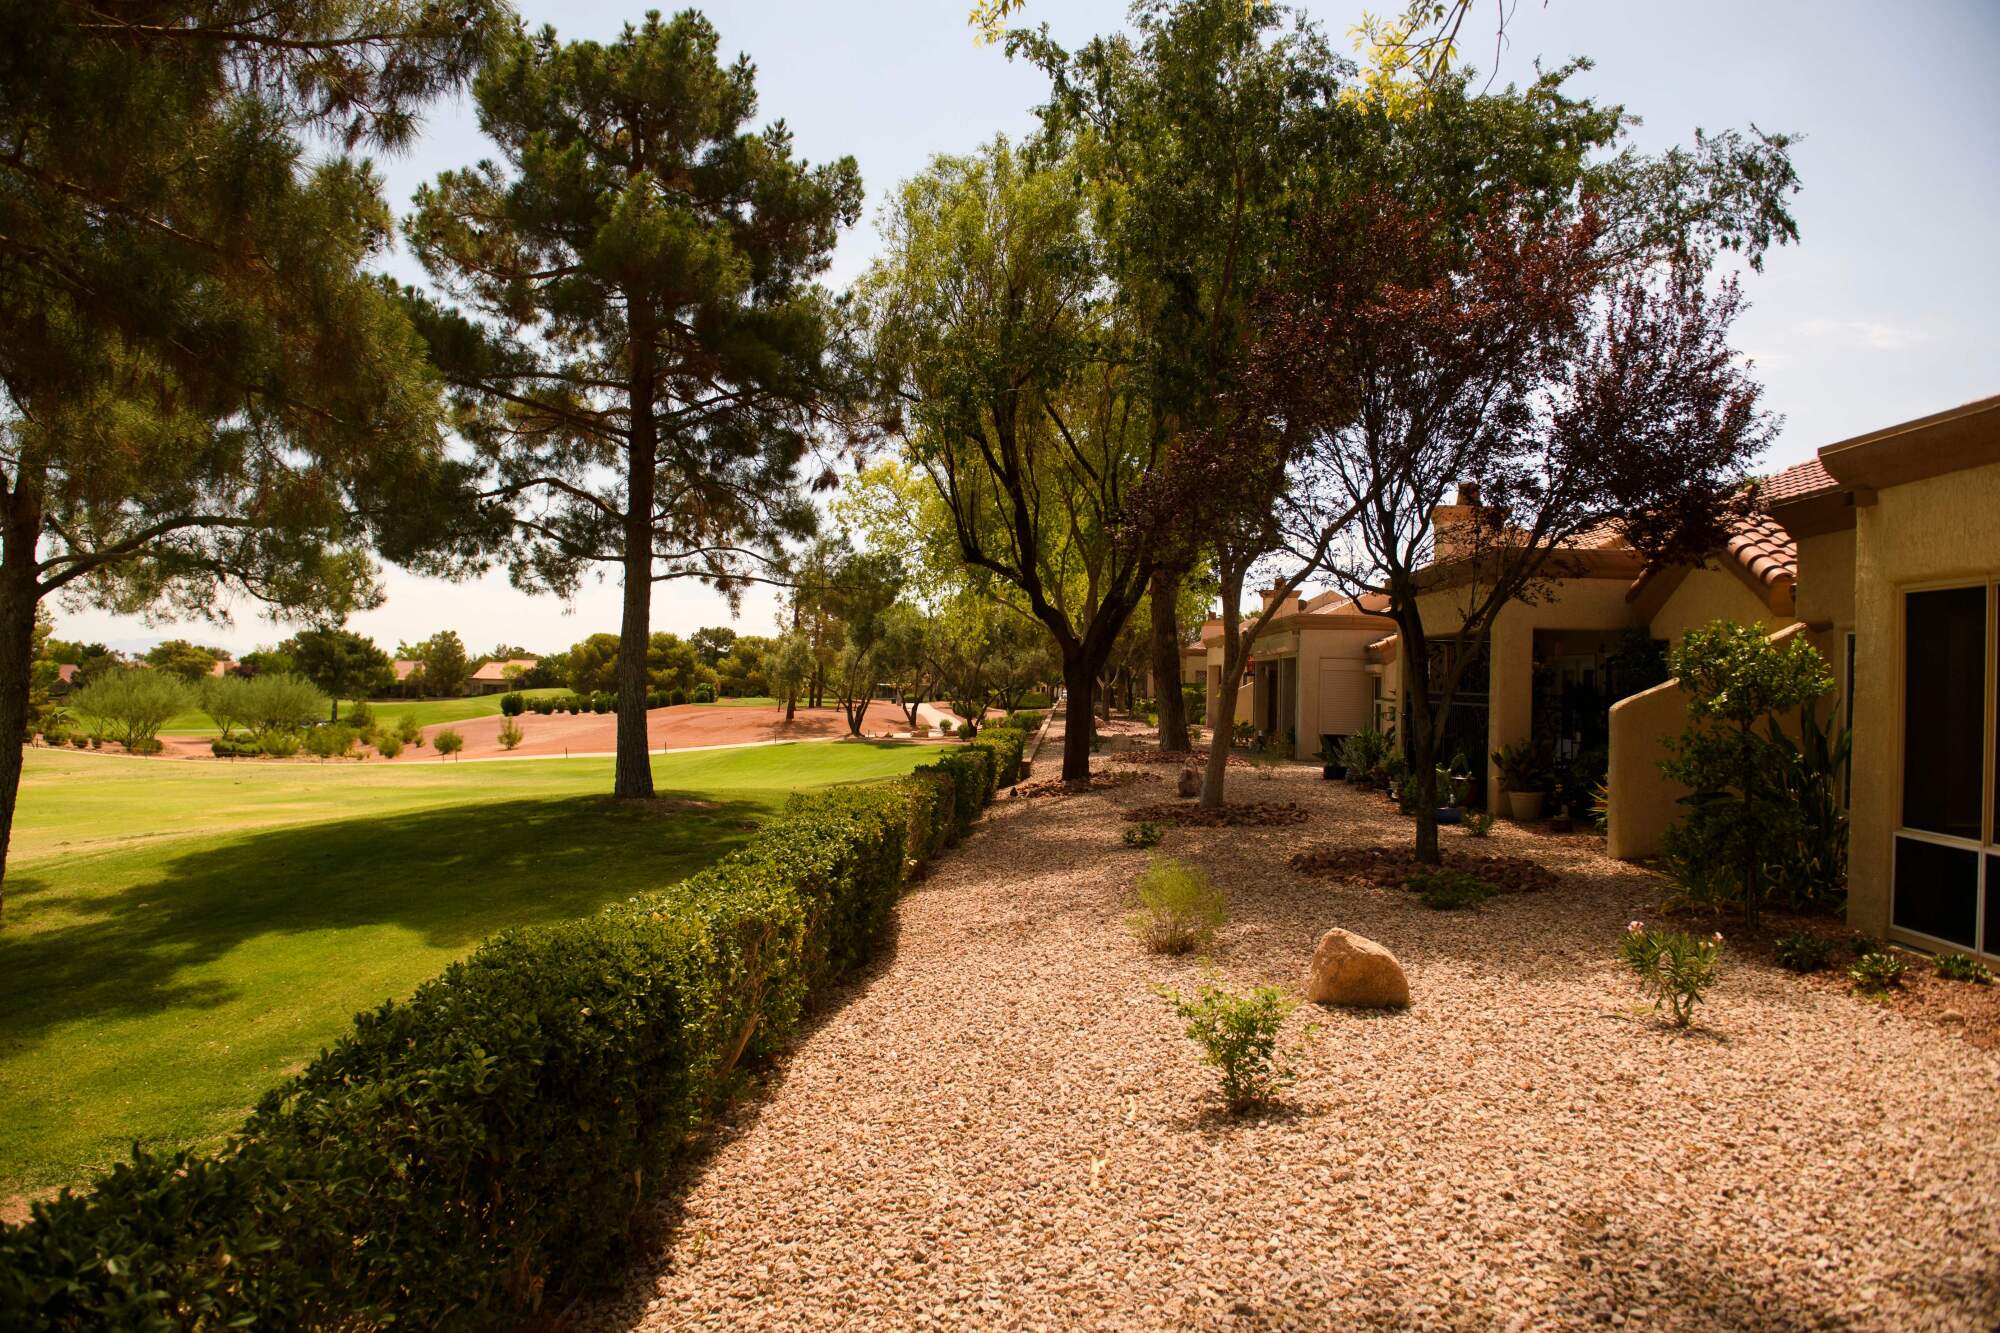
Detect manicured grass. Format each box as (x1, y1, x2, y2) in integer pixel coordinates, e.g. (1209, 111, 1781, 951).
(0, 741, 931, 1197)
(160, 688, 572, 736)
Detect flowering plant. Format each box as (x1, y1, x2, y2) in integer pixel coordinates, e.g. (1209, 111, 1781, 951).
(1618, 921, 1723, 1028)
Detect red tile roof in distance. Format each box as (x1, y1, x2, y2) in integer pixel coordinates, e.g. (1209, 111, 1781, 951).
(1726, 511, 1797, 588)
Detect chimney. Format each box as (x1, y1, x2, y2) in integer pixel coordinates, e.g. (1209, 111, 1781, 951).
(1433, 478, 1485, 563)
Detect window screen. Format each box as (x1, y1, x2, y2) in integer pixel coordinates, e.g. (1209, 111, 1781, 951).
(1902, 587, 1986, 840)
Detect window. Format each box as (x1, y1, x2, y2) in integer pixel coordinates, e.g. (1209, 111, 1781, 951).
(1894, 585, 1996, 953)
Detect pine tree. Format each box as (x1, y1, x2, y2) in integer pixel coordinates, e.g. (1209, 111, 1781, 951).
(404, 12, 863, 799)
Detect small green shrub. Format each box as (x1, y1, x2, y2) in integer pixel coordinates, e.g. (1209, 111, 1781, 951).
(646, 691, 665, 709)
(1128, 858, 1226, 955)
(397, 714, 423, 744)
(1410, 867, 1493, 910)
(374, 733, 404, 760)
(209, 738, 263, 759)
(1619, 922, 1723, 1027)
(1123, 821, 1163, 849)
(1849, 949, 1907, 995)
(69, 735, 89, 749)
(1461, 810, 1496, 838)
(668, 688, 686, 707)
(969, 727, 1026, 788)
(693, 682, 716, 703)
(345, 701, 375, 732)
(259, 731, 302, 758)
(1934, 952, 1992, 985)
(1772, 930, 1836, 974)
(302, 725, 355, 761)
(499, 692, 526, 717)
(1161, 982, 1300, 1113)
(497, 717, 524, 751)
(956, 719, 976, 740)
(434, 729, 465, 758)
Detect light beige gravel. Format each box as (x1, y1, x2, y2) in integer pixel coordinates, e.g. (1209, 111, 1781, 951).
(588, 715, 2000, 1331)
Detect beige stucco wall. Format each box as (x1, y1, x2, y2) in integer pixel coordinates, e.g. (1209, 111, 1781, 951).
(1606, 678, 1691, 859)
(1415, 578, 1641, 810)
(1648, 565, 1784, 647)
(1795, 527, 1857, 630)
(1848, 458, 2000, 944)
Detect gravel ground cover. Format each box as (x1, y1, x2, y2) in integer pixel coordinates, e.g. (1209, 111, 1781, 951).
(591, 715, 2000, 1331)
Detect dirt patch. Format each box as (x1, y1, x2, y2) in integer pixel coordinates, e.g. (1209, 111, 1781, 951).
(1290, 843, 1561, 895)
(1123, 799, 1309, 827)
(1105, 745, 1250, 769)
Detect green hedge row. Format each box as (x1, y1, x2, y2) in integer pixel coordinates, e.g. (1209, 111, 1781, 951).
(0, 771, 992, 1328)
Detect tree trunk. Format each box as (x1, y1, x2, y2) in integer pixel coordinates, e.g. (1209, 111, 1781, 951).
(0, 532, 38, 914)
(614, 322, 658, 800)
(1199, 573, 1246, 810)
(1060, 654, 1095, 782)
(1151, 568, 1190, 752)
(1401, 621, 1441, 864)
(784, 687, 796, 723)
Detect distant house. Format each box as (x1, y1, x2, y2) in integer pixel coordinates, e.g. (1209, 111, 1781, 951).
(468, 658, 538, 695)
(208, 657, 234, 677)
(56, 664, 78, 686)
(392, 659, 420, 683)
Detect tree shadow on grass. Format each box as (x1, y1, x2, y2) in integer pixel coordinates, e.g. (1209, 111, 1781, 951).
(0, 792, 770, 1055)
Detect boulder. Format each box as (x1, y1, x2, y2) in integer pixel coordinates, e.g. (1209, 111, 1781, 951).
(1305, 928, 1410, 1008)
(1177, 766, 1200, 798)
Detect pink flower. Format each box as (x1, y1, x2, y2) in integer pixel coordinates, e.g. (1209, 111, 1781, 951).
(1712, 932, 1724, 943)
(1627, 920, 1644, 933)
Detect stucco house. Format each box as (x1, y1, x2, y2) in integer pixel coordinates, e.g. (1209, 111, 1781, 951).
(1203, 393, 2000, 962)
(469, 658, 538, 695)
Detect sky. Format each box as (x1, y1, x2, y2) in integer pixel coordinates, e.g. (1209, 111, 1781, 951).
(53, 0, 2000, 657)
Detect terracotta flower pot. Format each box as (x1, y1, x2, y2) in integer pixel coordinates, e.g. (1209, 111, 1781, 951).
(1505, 789, 1545, 821)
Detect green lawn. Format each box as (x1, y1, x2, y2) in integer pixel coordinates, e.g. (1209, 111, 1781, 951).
(0, 741, 930, 1198)
(160, 688, 573, 736)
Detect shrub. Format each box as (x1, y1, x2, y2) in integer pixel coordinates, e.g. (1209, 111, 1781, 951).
(1773, 930, 1836, 974)
(209, 738, 263, 759)
(969, 727, 1026, 788)
(589, 691, 613, 714)
(1128, 859, 1225, 954)
(0, 776, 941, 1326)
(1933, 952, 1992, 985)
(500, 692, 526, 717)
(69, 735, 88, 749)
(345, 700, 376, 732)
(1462, 810, 1496, 838)
(239, 674, 330, 741)
(1619, 922, 1723, 1027)
(1180, 682, 1204, 726)
(1161, 982, 1299, 1113)
(259, 731, 302, 758)
(693, 682, 715, 703)
(1849, 949, 1906, 995)
(1410, 867, 1493, 911)
(375, 734, 404, 760)
(498, 718, 524, 751)
(956, 719, 975, 740)
(303, 725, 356, 761)
(1340, 728, 1388, 777)
(1001, 709, 1045, 734)
(1123, 821, 1163, 849)
(646, 691, 666, 710)
(916, 749, 992, 844)
(668, 688, 687, 707)
(434, 729, 465, 758)
(67, 669, 192, 751)
(397, 713, 423, 744)
(1661, 623, 1843, 926)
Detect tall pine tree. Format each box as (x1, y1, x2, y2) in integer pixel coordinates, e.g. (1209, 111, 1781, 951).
(405, 11, 863, 799)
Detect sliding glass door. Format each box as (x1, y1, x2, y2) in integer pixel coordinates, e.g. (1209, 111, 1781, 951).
(1895, 584, 1998, 955)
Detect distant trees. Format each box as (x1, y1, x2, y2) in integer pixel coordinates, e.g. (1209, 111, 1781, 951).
(396, 632, 471, 699)
(145, 640, 227, 683)
(280, 629, 393, 720)
(68, 670, 192, 752)
(405, 12, 863, 799)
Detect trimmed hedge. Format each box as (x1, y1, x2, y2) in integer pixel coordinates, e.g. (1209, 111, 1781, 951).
(970, 726, 1026, 788)
(0, 777, 940, 1327)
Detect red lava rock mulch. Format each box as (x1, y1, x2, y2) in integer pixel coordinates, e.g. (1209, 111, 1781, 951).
(1012, 770, 1158, 800)
(1106, 746, 1250, 769)
(1289, 843, 1560, 894)
(1123, 799, 1310, 827)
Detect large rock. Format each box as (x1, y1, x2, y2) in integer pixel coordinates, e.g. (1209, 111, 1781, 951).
(1305, 928, 1410, 1008)
(1177, 766, 1200, 798)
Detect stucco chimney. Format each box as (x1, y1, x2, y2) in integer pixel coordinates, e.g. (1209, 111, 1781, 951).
(1433, 479, 1485, 563)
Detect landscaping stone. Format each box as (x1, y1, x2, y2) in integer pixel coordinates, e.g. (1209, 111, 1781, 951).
(1304, 927, 1411, 1008)
(1176, 766, 1199, 798)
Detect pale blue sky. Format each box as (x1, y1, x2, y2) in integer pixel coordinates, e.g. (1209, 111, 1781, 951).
(59, 0, 2000, 656)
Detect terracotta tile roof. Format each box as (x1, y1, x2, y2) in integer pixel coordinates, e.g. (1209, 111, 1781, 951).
(471, 657, 538, 682)
(1725, 511, 1797, 588)
(1760, 457, 1839, 506)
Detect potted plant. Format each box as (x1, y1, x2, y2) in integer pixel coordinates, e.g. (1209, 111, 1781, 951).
(1491, 741, 1545, 821)
(1316, 739, 1346, 781)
